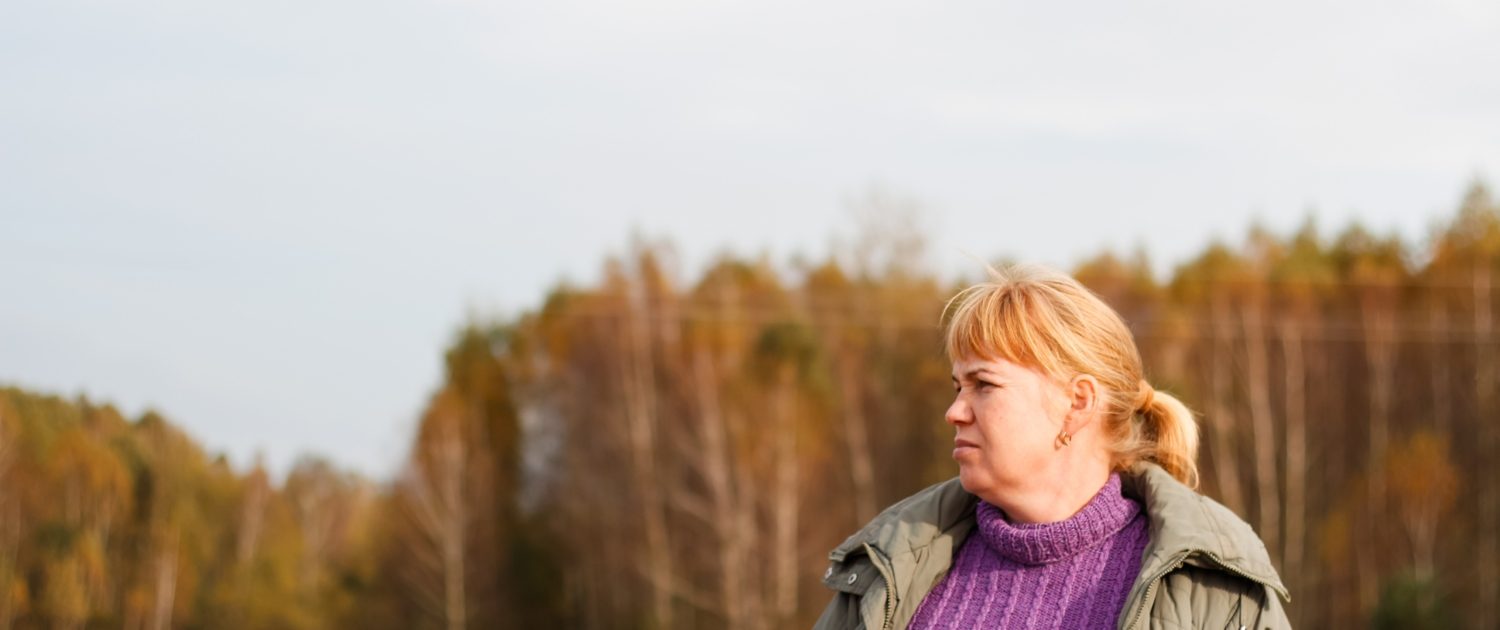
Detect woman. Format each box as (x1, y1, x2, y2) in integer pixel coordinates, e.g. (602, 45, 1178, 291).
(814, 265, 1290, 629)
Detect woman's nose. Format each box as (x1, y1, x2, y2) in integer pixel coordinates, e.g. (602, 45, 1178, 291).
(945, 397, 971, 425)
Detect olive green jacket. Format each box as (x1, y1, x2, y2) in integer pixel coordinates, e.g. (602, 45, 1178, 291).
(813, 463, 1291, 629)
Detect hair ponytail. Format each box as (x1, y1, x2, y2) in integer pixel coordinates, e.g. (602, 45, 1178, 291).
(1126, 384, 1200, 488)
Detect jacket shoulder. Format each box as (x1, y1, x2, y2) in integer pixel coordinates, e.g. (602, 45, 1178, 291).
(1119, 465, 1293, 629)
(1174, 489, 1289, 604)
(1145, 564, 1293, 630)
(1122, 463, 1289, 602)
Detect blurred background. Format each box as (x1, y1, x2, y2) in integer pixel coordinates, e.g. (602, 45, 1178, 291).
(3, 0, 1499, 628)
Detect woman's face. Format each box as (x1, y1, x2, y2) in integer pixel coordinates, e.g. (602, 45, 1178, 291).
(947, 354, 1069, 500)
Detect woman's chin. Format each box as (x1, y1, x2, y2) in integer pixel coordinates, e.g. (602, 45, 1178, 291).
(956, 467, 989, 496)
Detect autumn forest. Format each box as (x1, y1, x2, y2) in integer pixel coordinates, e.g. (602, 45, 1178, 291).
(5, 184, 1500, 629)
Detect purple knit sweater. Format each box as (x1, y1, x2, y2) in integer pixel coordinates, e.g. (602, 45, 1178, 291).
(909, 473, 1149, 629)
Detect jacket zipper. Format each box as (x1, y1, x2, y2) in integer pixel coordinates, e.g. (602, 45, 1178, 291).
(1123, 552, 1188, 630)
(862, 542, 898, 629)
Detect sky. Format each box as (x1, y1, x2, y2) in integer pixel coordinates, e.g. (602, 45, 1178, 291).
(3, 0, 1498, 479)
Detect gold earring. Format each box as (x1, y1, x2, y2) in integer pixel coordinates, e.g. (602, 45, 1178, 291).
(1056, 430, 1072, 448)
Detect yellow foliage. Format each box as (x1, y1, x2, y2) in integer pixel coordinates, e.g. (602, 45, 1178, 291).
(42, 554, 89, 627)
(1318, 504, 1352, 569)
(1385, 431, 1460, 519)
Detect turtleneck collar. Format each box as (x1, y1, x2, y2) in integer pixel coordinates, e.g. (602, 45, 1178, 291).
(974, 472, 1141, 566)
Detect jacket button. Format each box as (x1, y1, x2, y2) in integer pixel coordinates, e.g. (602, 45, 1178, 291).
(847, 573, 858, 585)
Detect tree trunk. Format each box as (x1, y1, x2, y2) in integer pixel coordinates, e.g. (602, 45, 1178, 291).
(1241, 306, 1280, 562)
(1429, 301, 1451, 435)
(623, 287, 674, 629)
(400, 410, 470, 630)
(1359, 295, 1396, 614)
(731, 406, 764, 630)
(837, 354, 877, 523)
(1279, 319, 1306, 614)
(0, 421, 13, 630)
(1208, 297, 1245, 513)
(0, 507, 17, 630)
(148, 534, 177, 630)
(1475, 264, 1497, 629)
(691, 350, 746, 630)
(1362, 298, 1395, 527)
(771, 366, 800, 626)
(441, 435, 468, 630)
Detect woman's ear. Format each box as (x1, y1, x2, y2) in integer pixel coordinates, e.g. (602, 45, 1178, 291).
(1065, 375, 1100, 427)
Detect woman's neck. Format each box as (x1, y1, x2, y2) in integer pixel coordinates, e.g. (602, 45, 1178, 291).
(982, 458, 1112, 524)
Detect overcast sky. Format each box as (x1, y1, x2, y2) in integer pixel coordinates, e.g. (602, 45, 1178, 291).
(3, 0, 1498, 479)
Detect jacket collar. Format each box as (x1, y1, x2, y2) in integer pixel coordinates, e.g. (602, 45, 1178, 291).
(826, 478, 978, 629)
(829, 477, 976, 564)
(829, 462, 1288, 601)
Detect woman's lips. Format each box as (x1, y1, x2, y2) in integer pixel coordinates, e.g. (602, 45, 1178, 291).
(953, 438, 979, 459)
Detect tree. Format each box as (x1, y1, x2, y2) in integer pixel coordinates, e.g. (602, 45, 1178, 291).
(1267, 217, 1334, 622)
(1384, 432, 1458, 580)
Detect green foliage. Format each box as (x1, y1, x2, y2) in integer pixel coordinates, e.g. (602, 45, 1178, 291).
(1373, 574, 1454, 630)
(508, 516, 569, 628)
(751, 321, 823, 381)
(31, 522, 77, 555)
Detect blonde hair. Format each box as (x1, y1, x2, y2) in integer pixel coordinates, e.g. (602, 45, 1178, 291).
(942, 263, 1200, 488)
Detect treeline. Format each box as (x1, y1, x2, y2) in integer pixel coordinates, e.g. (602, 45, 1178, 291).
(3, 183, 1499, 628)
(0, 390, 380, 629)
